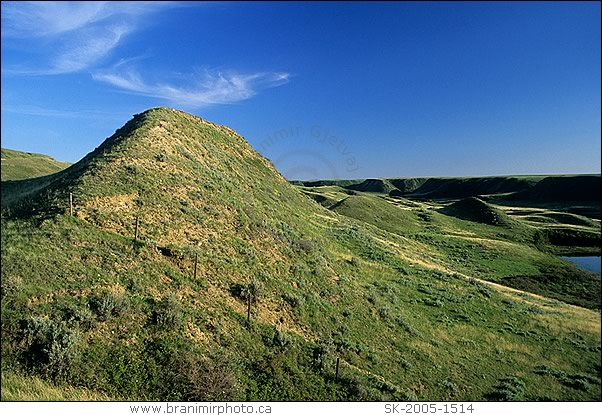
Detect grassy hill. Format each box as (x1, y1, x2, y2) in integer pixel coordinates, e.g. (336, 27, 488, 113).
(1, 108, 600, 401)
(1, 148, 71, 181)
(296, 175, 601, 206)
(439, 197, 514, 227)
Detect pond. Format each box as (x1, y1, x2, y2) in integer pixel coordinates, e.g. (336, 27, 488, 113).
(561, 256, 601, 275)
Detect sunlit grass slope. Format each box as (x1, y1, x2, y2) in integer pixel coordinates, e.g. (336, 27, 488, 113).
(2, 108, 600, 401)
(1, 148, 71, 181)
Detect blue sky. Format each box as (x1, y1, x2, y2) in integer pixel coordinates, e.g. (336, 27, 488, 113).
(1, 1, 600, 180)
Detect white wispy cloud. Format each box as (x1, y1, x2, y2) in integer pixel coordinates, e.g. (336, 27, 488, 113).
(1, 103, 128, 120)
(1, 1, 173, 38)
(93, 67, 291, 108)
(2, 2, 290, 108)
(1, 1, 110, 38)
(1, 1, 176, 74)
(51, 25, 130, 74)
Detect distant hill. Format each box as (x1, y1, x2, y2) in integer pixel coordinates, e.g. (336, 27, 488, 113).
(1, 148, 71, 180)
(504, 175, 601, 203)
(296, 175, 601, 206)
(400, 176, 539, 199)
(439, 196, 513, 227)
(346, 178, 398, 194)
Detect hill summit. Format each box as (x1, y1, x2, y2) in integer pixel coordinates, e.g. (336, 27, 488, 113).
(2, 107, 326, 248)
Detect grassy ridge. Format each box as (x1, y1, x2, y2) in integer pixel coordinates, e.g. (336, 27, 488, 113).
(1, 108, 600, 401)
(295, 175, 601, 207)
(1, 148, 71, 181)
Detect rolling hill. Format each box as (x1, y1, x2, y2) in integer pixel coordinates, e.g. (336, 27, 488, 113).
(1, 148, 71, 181)
(439, 197, 513, 227)
(1, 108, 600, 401)
(505, 175, 602, 203)
(296, 175, 601, 205)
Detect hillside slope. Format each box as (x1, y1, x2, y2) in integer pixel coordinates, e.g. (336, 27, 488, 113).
(1, 148, 71, 181)
(2, 108, 600, 401)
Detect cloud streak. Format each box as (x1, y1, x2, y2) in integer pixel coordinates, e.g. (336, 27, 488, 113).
(1, 1, 175, 74)
(1, 1, 173, 38)
(2, 2, 290, 108)
(1, 104, 128, 120)
(51, 25, 130, 74)
(93, 68, 290, 108)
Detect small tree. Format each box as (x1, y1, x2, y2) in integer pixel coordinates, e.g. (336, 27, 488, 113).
(177, 350, 240, 401)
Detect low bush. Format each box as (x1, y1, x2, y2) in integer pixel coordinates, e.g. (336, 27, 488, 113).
(177, 350, 240, 401)
(88, 292, 128, 321)
(282, 292, 303, 308)
(19, 317, 80, 380)
(153, 294, 183, 328)
(487, 377, 526, 401)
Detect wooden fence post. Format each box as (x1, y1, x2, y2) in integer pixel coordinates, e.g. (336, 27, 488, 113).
(335, 357, 340, 381)
(69, 192, 73, 216)
(247, 293, 251, 324)
(134, 214, 139, 240)
(193, 253, 198, 278)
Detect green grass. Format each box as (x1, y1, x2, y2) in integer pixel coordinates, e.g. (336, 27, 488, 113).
(1, 371, 112, 401)
(2, 213, 600, 401)
(1, 108, 600, 401)
(1, 148, 71, 181)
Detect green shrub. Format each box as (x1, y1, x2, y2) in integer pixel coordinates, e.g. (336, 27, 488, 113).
(153, 294, 183, 328)
(230, 281, 263, 304)
(399, 389, 418, 400)
(272, 330, 292, 352)
(487, 377, 526, 401)
(469, 279, 494, 298)
(88, 292, 128, 321)
(295, 239, 317, 254)
(125, 164, 139, 175)
(378, 306, 390, 321)
(364, 291, 377, 305)
(400, 356, 412, 370)
(62, 304, 95, 330)
(439, 379, 459, 396)
(19, 317, 80, 380)
(535, 365, 600, 391)
(337, 372, 383, 401)
(396, 316, 418, 336)
(282, 292, 303, 308)
(313, 338, 334, 371)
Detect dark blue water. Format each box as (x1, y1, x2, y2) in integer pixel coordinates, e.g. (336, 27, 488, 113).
(561, 256, 601, 275)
